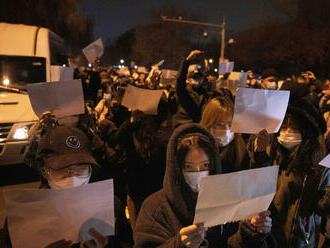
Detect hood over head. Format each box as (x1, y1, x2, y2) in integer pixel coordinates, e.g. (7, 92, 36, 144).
(163, 123, 221, 225)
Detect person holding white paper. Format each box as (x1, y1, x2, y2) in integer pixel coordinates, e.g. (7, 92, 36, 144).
(253, 97, 330, 248)
(0, 115, 133, 248)
(134, 123, 276, 248)
(200, 88, 251, 173)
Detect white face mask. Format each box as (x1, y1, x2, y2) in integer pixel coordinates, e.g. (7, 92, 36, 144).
(103, 93, 111, 101)
(267, 81, 277, 90)
(183, 171, 209, 192)
(210, 128, 235, 147)
(277, 132, 302, 150)
(49, 176, 90, 189)
(190, 79, 199, 86)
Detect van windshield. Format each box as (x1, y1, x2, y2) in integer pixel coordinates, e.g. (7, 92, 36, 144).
(0, 55, 46, 90)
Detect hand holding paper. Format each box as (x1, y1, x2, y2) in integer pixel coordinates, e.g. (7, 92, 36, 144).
(4, 180, 115, 248)
(254, 129, 271, 152)
(27, 80, 85, 118)
(179, 223, 206, 248)
(250, 210, 272, 234)
(194, 166, 279, 227)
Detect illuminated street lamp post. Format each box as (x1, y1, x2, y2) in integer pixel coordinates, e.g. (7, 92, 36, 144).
(161, 16, 226, 63)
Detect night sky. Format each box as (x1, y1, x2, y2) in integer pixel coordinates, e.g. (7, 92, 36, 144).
(80, 0, 287, 44)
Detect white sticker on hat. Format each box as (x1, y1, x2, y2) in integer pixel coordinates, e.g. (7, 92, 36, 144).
(66, 136, 81, 149)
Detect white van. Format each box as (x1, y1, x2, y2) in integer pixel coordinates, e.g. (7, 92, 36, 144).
(0, 23, 69, 165)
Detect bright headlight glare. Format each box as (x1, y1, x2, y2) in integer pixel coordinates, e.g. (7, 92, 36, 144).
(7, 122, 35, 141)
(3, 78, 10, 86)
(13, 127, 29, 140)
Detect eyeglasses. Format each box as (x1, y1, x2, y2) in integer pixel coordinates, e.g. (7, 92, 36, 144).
(43, 164, 91, 180)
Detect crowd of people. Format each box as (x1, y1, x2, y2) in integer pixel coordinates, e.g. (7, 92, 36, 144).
(1, 50, 330, 248)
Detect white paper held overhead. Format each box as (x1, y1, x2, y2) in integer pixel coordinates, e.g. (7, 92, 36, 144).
(27, 79, 85, 118)
(82, 38, 104, 63)
(230, 88, 290, 134)
(194, 166, 279, 227)
(218, 62, 234, 75)
(228, 71, 248, 88)
(121, 84, 164, 115)
(4, 179, 115, 248)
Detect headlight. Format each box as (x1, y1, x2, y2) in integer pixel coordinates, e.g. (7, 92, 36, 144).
(13, 127, 29, 140)
(7, 122, 35, 141)
(3, 78, 10, 86)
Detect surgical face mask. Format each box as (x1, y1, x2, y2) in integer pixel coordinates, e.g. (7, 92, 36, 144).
(183, 171, 209, 192)
(48, 175, 90, 189)
(277, 132, 302, 150)
(210, 128, 235, 147)
(103, 93, 111, 101)
(191, 79, 199, 86)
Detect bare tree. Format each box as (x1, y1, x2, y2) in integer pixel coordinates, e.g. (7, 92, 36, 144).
(0, 0, 93, 52)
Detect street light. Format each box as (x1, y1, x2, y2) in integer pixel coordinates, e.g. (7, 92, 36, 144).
(228, 38, 235, 44)
(120, 59, 124, 64)
(209, 59, 214, 64)
(161, 16, 226, 63)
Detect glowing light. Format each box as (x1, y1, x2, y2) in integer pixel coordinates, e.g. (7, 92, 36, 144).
(13, 127, 29, 140)
(120, 59, 124, 64)
(209, 59, 213, 64)
(214, 68, 218, 72)
(3, 78, 9, 86)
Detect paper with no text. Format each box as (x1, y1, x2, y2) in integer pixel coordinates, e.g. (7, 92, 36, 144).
(50, 66, 74, 82)
(160, 69, 178, 84)
(219, 62, 234, 75)
(231, 88, 290, 134)
(4, 179, 115, 248)
(194, 166, 279, 227)
(228, 71, 248, 88)
(319, 154, 330, 168)
(121, 84, 164, 115)
(27, 79, 85, 118)
(82, 38, 104, 63)
(216, 79, 239, 96)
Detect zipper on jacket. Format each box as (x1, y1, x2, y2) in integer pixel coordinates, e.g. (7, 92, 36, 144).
(288, 174, 308, 247)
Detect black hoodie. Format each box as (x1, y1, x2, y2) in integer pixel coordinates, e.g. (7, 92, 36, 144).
(134, 123, 277, 248)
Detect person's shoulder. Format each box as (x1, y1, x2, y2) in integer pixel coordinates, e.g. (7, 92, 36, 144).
(139, 190, 168, 216)
(143, 190, 166, 206)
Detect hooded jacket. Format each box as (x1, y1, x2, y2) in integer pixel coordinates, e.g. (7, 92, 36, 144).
(247, 98, 330, 248)
(134, 123, 277, 248)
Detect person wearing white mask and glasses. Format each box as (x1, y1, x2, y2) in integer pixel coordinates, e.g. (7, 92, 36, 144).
(134, 123, 276, 248)
(0, 120, 133, 248)
(253, 97, 330, 248)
